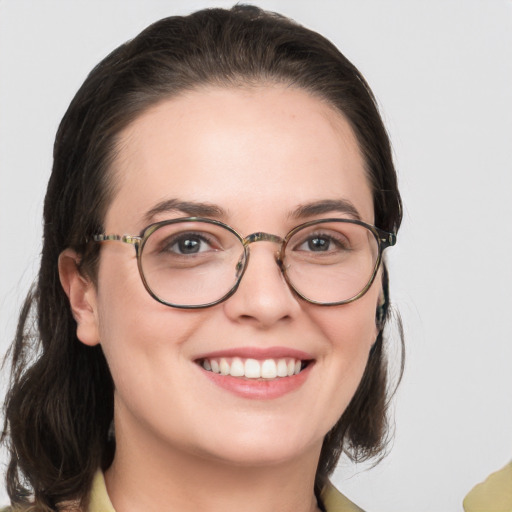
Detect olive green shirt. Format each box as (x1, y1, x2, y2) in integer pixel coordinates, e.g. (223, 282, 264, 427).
(463, 462, 512, 512)
(88, 471, 364, 512)
(1, 470, 363, 511)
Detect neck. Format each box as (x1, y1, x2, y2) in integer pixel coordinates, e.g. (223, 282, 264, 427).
(104, 416, 323, 512)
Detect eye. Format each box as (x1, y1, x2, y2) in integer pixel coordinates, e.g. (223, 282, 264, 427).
(163, 232, 216, 255)
(294, 232, 350, 253)
(302, 235, 331, 252)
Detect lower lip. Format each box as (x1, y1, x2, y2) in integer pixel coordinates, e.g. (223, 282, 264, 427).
(199, 363, 313, 400)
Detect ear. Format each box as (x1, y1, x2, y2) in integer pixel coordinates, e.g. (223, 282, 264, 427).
(58, 249, 100, 346)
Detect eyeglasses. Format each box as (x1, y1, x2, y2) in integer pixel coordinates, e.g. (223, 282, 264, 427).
(93, 217, 396, 309)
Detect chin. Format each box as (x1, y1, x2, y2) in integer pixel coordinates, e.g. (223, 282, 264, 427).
(190, 425, 323, 468)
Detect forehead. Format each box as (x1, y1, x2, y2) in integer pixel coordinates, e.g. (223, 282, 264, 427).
(107, 85, 374, 230)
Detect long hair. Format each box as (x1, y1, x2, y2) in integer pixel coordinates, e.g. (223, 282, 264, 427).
(2, 5, 403, 510)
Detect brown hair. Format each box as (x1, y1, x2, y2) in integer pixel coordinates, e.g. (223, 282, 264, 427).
(2, 5, 403, 510)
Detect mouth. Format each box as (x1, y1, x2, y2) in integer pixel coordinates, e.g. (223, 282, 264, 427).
(197, 356, 312, 380)
(194, 348, 315, 399)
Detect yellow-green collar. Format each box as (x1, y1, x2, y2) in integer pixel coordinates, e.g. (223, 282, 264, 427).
(88, 471, 363, 512)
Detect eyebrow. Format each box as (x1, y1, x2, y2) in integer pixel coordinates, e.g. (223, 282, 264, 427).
(291, 199, 362, 221)
(143, 197, 362, 225)
(144, 199, 227, 223)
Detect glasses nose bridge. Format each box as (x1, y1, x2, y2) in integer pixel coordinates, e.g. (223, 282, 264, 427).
(242, 232, 285, 265)
(243, 231, 284, 247)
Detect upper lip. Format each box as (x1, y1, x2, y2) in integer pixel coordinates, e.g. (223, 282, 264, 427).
(194, 346, 314, 361)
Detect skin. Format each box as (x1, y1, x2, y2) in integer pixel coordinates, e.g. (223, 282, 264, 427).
(60, 84, 381, 512)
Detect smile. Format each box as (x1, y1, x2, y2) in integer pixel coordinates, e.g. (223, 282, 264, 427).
(199, 357, 308, 379)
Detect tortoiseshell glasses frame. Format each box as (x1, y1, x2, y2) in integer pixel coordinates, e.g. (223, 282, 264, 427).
(93, 217, 396, 309)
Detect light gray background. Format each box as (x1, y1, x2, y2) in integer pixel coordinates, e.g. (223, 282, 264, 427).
(1, 1, 511, 510)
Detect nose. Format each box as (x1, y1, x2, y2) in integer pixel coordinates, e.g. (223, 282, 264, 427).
(222, 240, 301, 328)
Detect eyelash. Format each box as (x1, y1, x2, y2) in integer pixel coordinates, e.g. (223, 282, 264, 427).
(293, 231, 351, 252)
(160, 232, 218, 254)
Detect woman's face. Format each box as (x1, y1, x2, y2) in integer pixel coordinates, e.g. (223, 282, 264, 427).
(79, 85, 381, 468)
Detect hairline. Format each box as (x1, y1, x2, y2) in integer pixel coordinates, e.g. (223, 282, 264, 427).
(102, 79, 375, 245)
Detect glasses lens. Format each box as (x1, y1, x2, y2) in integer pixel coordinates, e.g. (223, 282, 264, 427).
(140, 221, 245, 307)
(283, 221, 380, 304)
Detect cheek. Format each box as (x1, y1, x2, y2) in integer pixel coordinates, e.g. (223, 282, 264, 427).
(92, 249, 221, 381)
(311, 292, 378, 355)
(306, 294, 379, 422)
(93, 252, 188, 381)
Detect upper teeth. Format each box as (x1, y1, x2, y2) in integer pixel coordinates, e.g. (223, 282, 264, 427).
(201, 357, 303, 379)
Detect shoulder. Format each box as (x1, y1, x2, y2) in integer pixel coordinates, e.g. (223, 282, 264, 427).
(86, 471, 115, 512)
(321, 480, 365, 512)
(463, 461, 512, 512)
(0, 471, 110, 512)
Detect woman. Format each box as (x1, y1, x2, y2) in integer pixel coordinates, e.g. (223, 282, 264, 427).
(2, 5, 402, 512)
